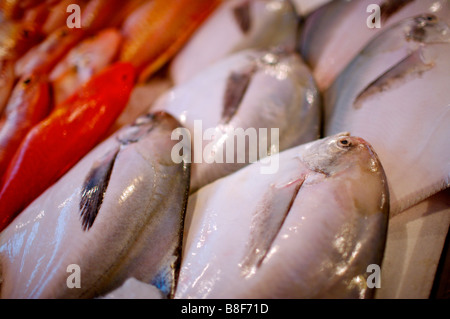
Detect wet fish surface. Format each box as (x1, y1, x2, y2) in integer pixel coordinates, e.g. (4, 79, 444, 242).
(176, 133, 389, 299)
(324, 14, 450, 215)
(153, 48, 320, 193)
(299, 0, 450, 91)
(170, 0, 299, 85)
(0, 112, 190, 299)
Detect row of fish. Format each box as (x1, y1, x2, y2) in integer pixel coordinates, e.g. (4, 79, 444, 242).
(0, 0, 219, 298)
(0, 0, 448, 298)
(0, 0, 220, 231)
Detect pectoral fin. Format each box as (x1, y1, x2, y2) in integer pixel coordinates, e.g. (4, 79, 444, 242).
(233, 1, 251, 34)
(239, 175, 305, 277)
(380, 0, 414, 22)
(80, 147, 119, 231)
(222, 66, 256, 123)
(354, 49, 434, 109)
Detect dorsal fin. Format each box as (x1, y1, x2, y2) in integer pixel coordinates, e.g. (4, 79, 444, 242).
(353, 49, 434, 109)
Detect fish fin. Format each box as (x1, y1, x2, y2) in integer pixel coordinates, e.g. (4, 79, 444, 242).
(79, 148, 119, 231)
(233, 1, 251, 34)
(393, 172, 450, 216)
(354, 49, 434, 109)
(380, 0, 414, 22)
(239, 175, 305, 277)
(150, 255, 178, 299)
(222, 65, 256, 123)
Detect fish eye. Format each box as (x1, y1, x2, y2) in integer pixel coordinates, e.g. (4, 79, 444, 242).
(415, 14, 437, 27)
(337, 137, 352, 149)
(425, 14, 437, 22)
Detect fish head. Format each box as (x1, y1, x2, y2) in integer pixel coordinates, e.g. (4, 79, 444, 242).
(123, 111, 191, 169)
(299, 132, 390, 217)
(281, 133, 390, 298)
(404, 14, 450, 44)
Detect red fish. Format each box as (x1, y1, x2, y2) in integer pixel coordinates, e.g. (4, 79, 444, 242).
(0, 60, 15, 116)
(49, 28, 122, 105)
(22, 0, 88, 36)
(0, 0, 44, 20)
(81, 0, 131, 33)
(14, 26, 84, 78)
(119, 0, 222, 82)
(0, 75, 51, 180)
(0, 62, 135, 231)
(0, 20, 42, 60)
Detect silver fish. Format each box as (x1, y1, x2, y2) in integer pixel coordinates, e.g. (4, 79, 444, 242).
(324, 14, 450, 215)
(299, 0, 450, 92)
(170, 0, 299, 85)
(153, 48, 320, 193)
(0, 112, 190, 299)
(176, 133, 389, 299)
